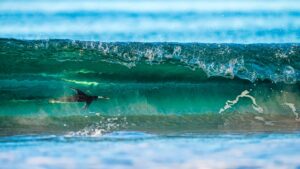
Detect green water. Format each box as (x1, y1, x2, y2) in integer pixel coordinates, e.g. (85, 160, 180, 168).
(0, 39, 300, 136)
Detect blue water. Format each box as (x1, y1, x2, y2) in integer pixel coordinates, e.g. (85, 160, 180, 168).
(1, 0, 300, 168)
(1, 0, 300, 42)
(1, 132, 300, 169)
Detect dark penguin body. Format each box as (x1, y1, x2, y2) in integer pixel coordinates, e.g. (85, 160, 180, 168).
(51, 88, 109, 109)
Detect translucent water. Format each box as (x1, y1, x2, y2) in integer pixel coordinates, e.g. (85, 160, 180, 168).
(1, 0, 300, 168)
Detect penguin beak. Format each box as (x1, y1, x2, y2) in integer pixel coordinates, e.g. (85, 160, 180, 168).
(98, 96, 110, 100)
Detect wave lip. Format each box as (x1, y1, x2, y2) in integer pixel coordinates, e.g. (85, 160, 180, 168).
(1, 39, 299, 83)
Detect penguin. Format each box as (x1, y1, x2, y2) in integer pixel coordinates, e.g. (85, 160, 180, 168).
(50, 88, 109, 109)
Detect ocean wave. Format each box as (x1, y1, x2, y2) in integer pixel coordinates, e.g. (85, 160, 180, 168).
(1, 113, 300, 136)
(1, 39, 299, 83)
(1, 39, 300, 135)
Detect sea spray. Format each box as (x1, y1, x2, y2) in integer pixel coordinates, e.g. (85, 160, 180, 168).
(0, 39, 300, 135)
(1, 39, 300, 83)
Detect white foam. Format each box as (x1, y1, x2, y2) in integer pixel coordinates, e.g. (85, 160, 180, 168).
(219, 90, 263, 114)
(66, 116, 127, 137)
(283, 102, 300, 121)
(254, 116, 274, 126)
(67, 127, 105, 137)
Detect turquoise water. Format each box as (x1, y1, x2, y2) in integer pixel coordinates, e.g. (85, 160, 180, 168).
(1, 39, 300, 168)
(1, 39, 300, 135)
(1, 0, 300, 168)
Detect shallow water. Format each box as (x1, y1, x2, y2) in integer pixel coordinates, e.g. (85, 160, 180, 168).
(1, 132, 300, 169)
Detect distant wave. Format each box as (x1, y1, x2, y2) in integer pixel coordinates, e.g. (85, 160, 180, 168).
(1, 0, 300, 42)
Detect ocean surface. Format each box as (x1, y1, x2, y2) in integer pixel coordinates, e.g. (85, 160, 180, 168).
(1, 0, 300, 43)
(1, 0, 300, 169)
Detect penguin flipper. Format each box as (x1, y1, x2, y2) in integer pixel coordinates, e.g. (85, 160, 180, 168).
(70, 87, 87, 96)
(83, 100, 92, 109)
